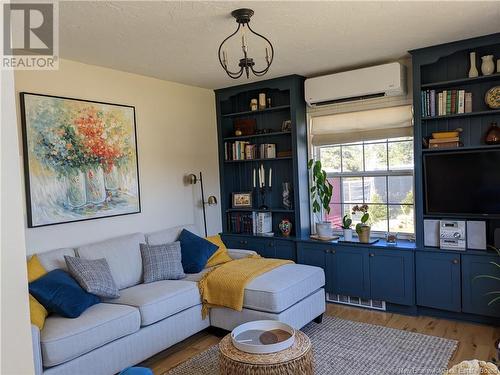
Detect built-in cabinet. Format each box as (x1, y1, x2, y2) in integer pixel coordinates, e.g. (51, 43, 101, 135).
(296, 242, 415, 306)
(223, 234, 296, 261)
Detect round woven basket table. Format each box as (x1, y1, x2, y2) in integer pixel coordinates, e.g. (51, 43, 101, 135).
(218, 330, 313, 375)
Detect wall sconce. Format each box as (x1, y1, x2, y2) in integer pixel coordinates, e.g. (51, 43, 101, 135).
(188, 172, 217, 236)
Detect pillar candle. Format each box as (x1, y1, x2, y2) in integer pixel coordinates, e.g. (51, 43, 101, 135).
(269, 168, 272, 188)
(253, 168, 256, 188)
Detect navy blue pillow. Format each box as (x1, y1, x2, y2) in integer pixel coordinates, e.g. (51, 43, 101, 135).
(178, 229, 218, 273)
(29, 269, 100, 318)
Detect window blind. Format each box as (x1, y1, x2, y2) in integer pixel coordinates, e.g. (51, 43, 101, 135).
(310, 105, 413, 146)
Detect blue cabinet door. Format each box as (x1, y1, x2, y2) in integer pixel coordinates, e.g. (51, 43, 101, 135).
(247, 238, 276, 258)
(275, 240, 296, 261)
(330, 246, 370, 299)
(369, 249, 415, 306)
(462, 254, 500, 318)
(297, 243, 331, 292)
(222, 235, 252, 250)
(416, 252, 461, 312)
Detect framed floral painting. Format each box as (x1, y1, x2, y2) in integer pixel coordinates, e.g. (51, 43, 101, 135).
(20, 93, 141, 227)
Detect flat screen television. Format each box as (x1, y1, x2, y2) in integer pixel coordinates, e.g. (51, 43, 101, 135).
(424, 149, 500, 217)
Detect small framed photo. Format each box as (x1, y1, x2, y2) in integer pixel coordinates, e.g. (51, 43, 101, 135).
(232, 192, 253, 208)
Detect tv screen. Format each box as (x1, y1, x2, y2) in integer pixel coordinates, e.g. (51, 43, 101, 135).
(424, 149, 500, 216)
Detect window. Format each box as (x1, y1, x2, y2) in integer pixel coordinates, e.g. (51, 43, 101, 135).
(317, 137, 414, 236)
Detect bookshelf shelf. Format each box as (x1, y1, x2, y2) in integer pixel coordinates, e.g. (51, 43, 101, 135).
(221, 105, 291, 118)
(421, 109, 500, 121)
(223, 131, 291, 141)
(422, 144, 500, 153)
(224, 156, 292, 164)
(421, 73, 500, 89)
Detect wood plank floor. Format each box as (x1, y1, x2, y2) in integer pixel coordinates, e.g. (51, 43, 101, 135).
(141, 304, 499, 374)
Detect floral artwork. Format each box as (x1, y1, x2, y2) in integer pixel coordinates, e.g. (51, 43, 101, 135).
(21, 93, 140, 227)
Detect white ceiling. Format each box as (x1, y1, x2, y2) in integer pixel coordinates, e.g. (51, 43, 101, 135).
(59, 1, 500, 89)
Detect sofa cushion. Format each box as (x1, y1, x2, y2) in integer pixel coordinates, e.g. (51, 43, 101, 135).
(77, 233, 145, 290)
(178, 229, 218, 273)
(145, 224, 199, 246)
(41, 303, 140, 367)
(106, 280, 200, 326)
(140, 242, 185, 283)
(244, 264, 325, 313)
(36, 248, 75, 272)
(65, 256, 120, 298)
(29, 269, 100, 318)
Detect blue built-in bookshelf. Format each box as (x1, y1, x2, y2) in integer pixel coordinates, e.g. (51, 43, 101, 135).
(214, 75, 310, 239)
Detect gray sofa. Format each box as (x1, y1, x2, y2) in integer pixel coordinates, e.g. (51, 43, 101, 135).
(31, 225, 325, 375)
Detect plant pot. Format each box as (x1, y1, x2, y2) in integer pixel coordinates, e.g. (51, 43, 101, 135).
(358, 225, 371, 243)
(343, 228, 353, 241)
(316, 222, 332, 238)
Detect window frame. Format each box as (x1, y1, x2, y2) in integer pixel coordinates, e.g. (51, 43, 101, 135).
(314, 137, 415, 239)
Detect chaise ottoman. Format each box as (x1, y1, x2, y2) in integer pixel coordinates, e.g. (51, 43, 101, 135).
(185, 249, 326, 331)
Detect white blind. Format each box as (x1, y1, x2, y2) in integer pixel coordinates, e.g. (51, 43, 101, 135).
(311, 104, 414, 146)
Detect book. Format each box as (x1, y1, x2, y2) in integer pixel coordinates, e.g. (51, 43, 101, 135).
(429, 137, 460, 144)
(446, 90, 452, 115)
(450, 90, 457, 114)
(429, 141, 461, 149)
(438, 92, 443, 116)
(253, 212, 272, 234)
(465, 92, 472, 113)
(430, 90, 436, 117)
(458, 90, 465, 114)
(421, 91, 426, 116)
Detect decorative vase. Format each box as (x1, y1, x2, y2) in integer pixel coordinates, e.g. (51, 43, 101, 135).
(343, 228, 353, 242)
(66, 170, 86, 208)
(278, 219, 292, 237)
(316, 222, 332, 238)
(468, 52, 479, 78)
(104, 165, 120, 191)
(85, 166, 106, 204)
(358, 225, 371, 243)
(282, 182, 293, 210)
(481, 55, 495, 76)
(485, 122, 500, 145)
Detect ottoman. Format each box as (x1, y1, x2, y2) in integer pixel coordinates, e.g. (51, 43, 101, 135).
(209, 263, 326, 331)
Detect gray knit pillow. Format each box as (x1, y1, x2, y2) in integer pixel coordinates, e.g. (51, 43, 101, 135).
(64, 256, 120, 298)
(140, 241, 185, 283)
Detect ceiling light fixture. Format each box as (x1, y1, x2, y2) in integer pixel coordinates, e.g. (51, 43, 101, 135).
(218, 8, 274, 79)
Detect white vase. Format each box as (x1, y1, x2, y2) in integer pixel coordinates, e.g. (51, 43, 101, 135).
(66, 170, 86, 208)
(316, 222, 332, 238)
(468, 52, 479, 78)
(104, 165, 120, 191)
(343, 228, 353, 241)
(481, 55, 495, 76)
(85, 166, 106, 204)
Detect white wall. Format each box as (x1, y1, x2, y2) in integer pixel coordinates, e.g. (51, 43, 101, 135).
(14, 59, 221, 254)
(1, 69, 35, 374)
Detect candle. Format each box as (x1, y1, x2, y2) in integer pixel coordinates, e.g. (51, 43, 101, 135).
(253, 168, 256, 188)
(258, 167, 262, 188)
(269, 168, 272, 188)
(260, 165, 265, 187)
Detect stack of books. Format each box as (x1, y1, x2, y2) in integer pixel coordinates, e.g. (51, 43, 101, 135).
(224, 142, 276, 161)
(421, 89, 472, 117)
(228, 212, 254, 234)
(253, 212, 272, 235)
(428, 131, 462, 149)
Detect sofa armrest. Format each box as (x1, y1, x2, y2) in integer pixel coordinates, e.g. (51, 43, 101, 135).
(228, 249, 258, 259)
(31, 325, 43, 375)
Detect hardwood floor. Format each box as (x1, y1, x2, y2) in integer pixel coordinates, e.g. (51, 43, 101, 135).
(141, 304, 499, 374)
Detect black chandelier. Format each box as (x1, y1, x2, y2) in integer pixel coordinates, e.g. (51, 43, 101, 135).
(218, 8, 274, 79)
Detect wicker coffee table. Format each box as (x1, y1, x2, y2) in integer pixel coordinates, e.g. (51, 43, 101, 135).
(218, 330, 313, 375)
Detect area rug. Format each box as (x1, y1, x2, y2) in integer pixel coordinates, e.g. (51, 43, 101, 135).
(165, 316, 458, 375)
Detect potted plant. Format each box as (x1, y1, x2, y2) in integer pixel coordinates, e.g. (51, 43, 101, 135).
(474, 245, 500, 362)
(341, 214, 353, 241)
(352, 204, 370, 243)
(308, 159, 333, 238)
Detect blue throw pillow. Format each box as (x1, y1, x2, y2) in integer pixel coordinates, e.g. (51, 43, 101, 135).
(29, 269, 100, 318)
(178, 229, 218, 273)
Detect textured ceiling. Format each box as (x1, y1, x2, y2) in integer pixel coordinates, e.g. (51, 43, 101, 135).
(59, 1, 500, 89)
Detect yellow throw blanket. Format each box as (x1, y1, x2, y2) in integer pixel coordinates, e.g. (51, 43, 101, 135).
(198, 256, 293, 319)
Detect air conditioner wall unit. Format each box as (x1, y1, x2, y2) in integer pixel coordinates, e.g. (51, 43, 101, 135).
(304, 62, 406, 107)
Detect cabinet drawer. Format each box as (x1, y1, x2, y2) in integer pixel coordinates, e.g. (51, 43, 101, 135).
(416, 252, 461, 312)
(222, 235, 252, 250)
(247, 238, 276, 258)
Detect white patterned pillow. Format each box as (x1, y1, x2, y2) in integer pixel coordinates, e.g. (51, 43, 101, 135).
(140, 242, 186, 283)
(64, 256, 120, 298)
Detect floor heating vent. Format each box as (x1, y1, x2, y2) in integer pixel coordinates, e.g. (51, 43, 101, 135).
(327, 293, 386, 311)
